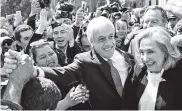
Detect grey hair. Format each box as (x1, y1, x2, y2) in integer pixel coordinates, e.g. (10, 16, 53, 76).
(136, 26, 182, 70)
(86, 16, 115, 43)
(141, 5, 168, 26)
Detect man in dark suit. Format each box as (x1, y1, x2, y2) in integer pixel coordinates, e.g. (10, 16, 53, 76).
(4, 16, 136, 110)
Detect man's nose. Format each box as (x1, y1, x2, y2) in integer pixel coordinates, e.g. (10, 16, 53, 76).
(142, 53, 149, 62)
(57, 32, 63, 37)
(46, 55, 52, 62)
(147, 22, 153, 28)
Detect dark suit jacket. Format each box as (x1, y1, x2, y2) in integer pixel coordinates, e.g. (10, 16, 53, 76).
(53, 41, 83, 66)
(133, 64, 182, 110)
(41, 48, 136, 110)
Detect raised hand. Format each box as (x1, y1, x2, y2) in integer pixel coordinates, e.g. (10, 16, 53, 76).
(75, 8, 84, 26)
(14, 11, 23, 26)
(36, 9, 52, 34)
(30, 0, 41, 16)
(66, 25, 75, 47)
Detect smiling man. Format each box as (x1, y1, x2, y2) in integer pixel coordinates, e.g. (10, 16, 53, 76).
(4, 16, 136, 110)
(51, 22, 83, 66)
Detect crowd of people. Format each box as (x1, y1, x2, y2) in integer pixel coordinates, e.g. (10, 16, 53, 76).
(1, 0, 182, 110)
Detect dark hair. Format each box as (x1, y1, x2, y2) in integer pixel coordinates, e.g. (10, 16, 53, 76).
(14, 24, 33, 42)
(78, 31, 87, 47)
(116, 19, 128, 29)
(111, 12, 121, 24)
(30, 39, 50, 63)
(21, 77, 62, 110)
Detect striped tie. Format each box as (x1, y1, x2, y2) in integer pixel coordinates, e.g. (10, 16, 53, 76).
(107, 59, 123, 97)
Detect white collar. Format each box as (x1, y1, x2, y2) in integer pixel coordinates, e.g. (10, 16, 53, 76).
(102, 50, 118, 63)
(147, 69, 166, 82)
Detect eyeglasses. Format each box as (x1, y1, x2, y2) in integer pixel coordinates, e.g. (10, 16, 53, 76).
(2, 39, 13, 46)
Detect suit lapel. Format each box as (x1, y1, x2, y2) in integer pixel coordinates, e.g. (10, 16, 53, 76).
(137, 72, 148, 101)
(91, 50, 116, 89)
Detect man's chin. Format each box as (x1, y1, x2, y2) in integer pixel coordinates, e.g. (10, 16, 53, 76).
(102, 51, 115, 59)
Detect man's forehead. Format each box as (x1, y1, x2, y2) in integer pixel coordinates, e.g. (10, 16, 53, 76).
(94, 28, 114, 38)
(20, 29, 33, 35)
(144, 9, 162, 18)
(53, 26, 66, 31)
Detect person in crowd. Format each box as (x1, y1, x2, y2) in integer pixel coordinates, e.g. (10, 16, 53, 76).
(21, 77, 88, 110)
(3, 16, 136, 110)
(120, 10, 131, 24)
(51, 21, 83, 65)
(133, 26, 182, 110)
(173, 20, 182, 35)
(167, 13, 180, 33)
(21, 77, 62, 110)
(25, 9, 52, 54)
(115, 19, 129, 51)
(128, 5, 168, 63)
(30, 39, 60, 67)
(0, 37, 14, 55)
(111, 12, 121, 25)
(14, 24, 34, 50)
(77, 32, 91, 52)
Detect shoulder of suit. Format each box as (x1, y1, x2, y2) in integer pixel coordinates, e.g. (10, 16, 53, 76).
(116, 48, 134, 60)
(74, 51, 91, 61)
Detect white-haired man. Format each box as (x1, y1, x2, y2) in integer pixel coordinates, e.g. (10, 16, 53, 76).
(3, 16, 136, 110)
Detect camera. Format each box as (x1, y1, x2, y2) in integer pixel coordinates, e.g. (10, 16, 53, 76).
(99, 2, 119, 14)
(55, 11, 71, 19)
(39, 0, 51, 8)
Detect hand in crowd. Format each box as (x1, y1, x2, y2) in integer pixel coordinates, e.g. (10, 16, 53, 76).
(75, 9, 84, 26)
(70, 84, 89, 103)
(67, 25, 75, 47)
(4, 49, 35, 83)
(164, 0, 182, 19)
(30, 0, 41, 17)
(14, 11, 23, 27)
(36, 9, 52, 34)
(56, 84, 89, 109)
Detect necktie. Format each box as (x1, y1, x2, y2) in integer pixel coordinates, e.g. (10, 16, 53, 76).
(107, 59, 123, 97)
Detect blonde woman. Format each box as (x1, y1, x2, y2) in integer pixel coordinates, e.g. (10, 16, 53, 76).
(134, 26, 182, 110)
